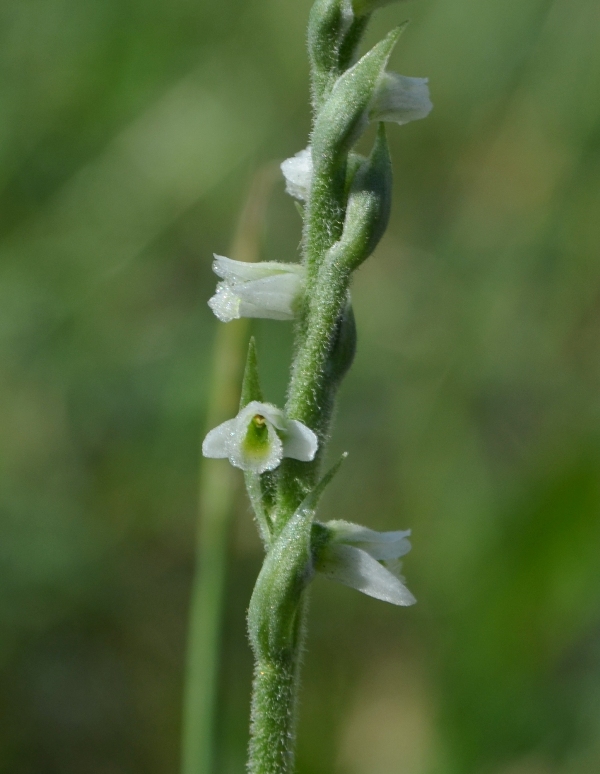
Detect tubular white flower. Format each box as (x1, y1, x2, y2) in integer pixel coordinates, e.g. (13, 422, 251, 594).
(280, 147, 312, 201)
(314, 520, 416, 606)
(208, 255, 305, 323)
(202, 400, 318, 474)
(369, 73, 433, 126)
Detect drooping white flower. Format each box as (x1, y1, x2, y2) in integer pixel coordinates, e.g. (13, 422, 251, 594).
(280, 147, 312, 202)
(370, 73, 433, 126)
(202, 400, 318, 474)
(314, 519, 416, 606)
(208, 255, 305, 323)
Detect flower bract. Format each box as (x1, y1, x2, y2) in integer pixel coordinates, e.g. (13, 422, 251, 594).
(202, 400, 318, 474)
(208, 255, 305, 323)
(314, 519, 416, 606)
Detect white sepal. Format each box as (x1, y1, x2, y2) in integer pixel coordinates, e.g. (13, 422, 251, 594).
(208, 255, 305, 323)
(281, 419, 319, 462)
(316, 543, 416, 606)
(315, 519, 416, 606)
(324, 520, 412, 560)
(202, 400, 318, 474)
(370, 73, 433, 125)
(280, 147, 313, 202)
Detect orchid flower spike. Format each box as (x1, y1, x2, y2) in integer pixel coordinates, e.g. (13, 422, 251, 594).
(313, 519, 416, 606)
(208, 255, 305, 323)
(202, 400, 318, 474)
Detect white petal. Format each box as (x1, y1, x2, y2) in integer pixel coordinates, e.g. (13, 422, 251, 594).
(325, 520, 412, 560)
(212, 255, 304, 282)
(370, 73, 433, 125)
(202, 419, 236, 458)
(317, 544, 416, 606)
(234, 273, 304, 320)
(240, 401, 286, 431)
(209, 257, 305, 322)
(280, 148, 313, 201)
(207, 283, 241, 322)
(281, 420, 319, 462)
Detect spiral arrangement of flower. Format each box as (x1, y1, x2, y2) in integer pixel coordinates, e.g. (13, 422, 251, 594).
(202, 1, 432, 770)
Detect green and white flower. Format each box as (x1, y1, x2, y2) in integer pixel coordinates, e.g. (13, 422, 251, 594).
(202, 400, 318, 474)
(208, 255, 305, 323)
(314, 519, 416, 605)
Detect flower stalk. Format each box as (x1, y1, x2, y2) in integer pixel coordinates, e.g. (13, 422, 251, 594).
(199, 2, 431, 771)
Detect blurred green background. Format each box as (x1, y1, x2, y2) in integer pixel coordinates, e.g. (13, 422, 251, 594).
(2, 0, 600, 772)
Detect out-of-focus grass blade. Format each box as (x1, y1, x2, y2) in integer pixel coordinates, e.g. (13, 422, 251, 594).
(180, 163, 279, 774)
(0, 61, 273, 343)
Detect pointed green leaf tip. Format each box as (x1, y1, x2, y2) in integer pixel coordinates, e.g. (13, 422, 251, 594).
(322, 123, 392, 274)
(311, 26, 403, 164)
(247, 452, 348, 658)
(240, 337, 263, 409)
(343, 122, 393, 269)
(352, 0, 407, 16)
(296, 451, 348, 517)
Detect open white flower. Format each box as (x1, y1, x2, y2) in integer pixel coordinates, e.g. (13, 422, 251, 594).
(314, 519, 416, 606)
(202, 400, 318, 474)
(280, 147, 312, 202)
(370, 73, 433, 126)
(208, 255, 305, 323)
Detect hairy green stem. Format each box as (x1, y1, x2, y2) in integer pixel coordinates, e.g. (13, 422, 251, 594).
(245, 2, 399, 771)
(248, 594, 307, 774)
(249, 658, 297, 773)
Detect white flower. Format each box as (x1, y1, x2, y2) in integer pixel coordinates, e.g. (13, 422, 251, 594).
(280, 147, 312, 202)
(202, 400, 318, 474)
(314, 519, 416, 606)
(208, 255, 305, 323)
(370, 73, 433, 126)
